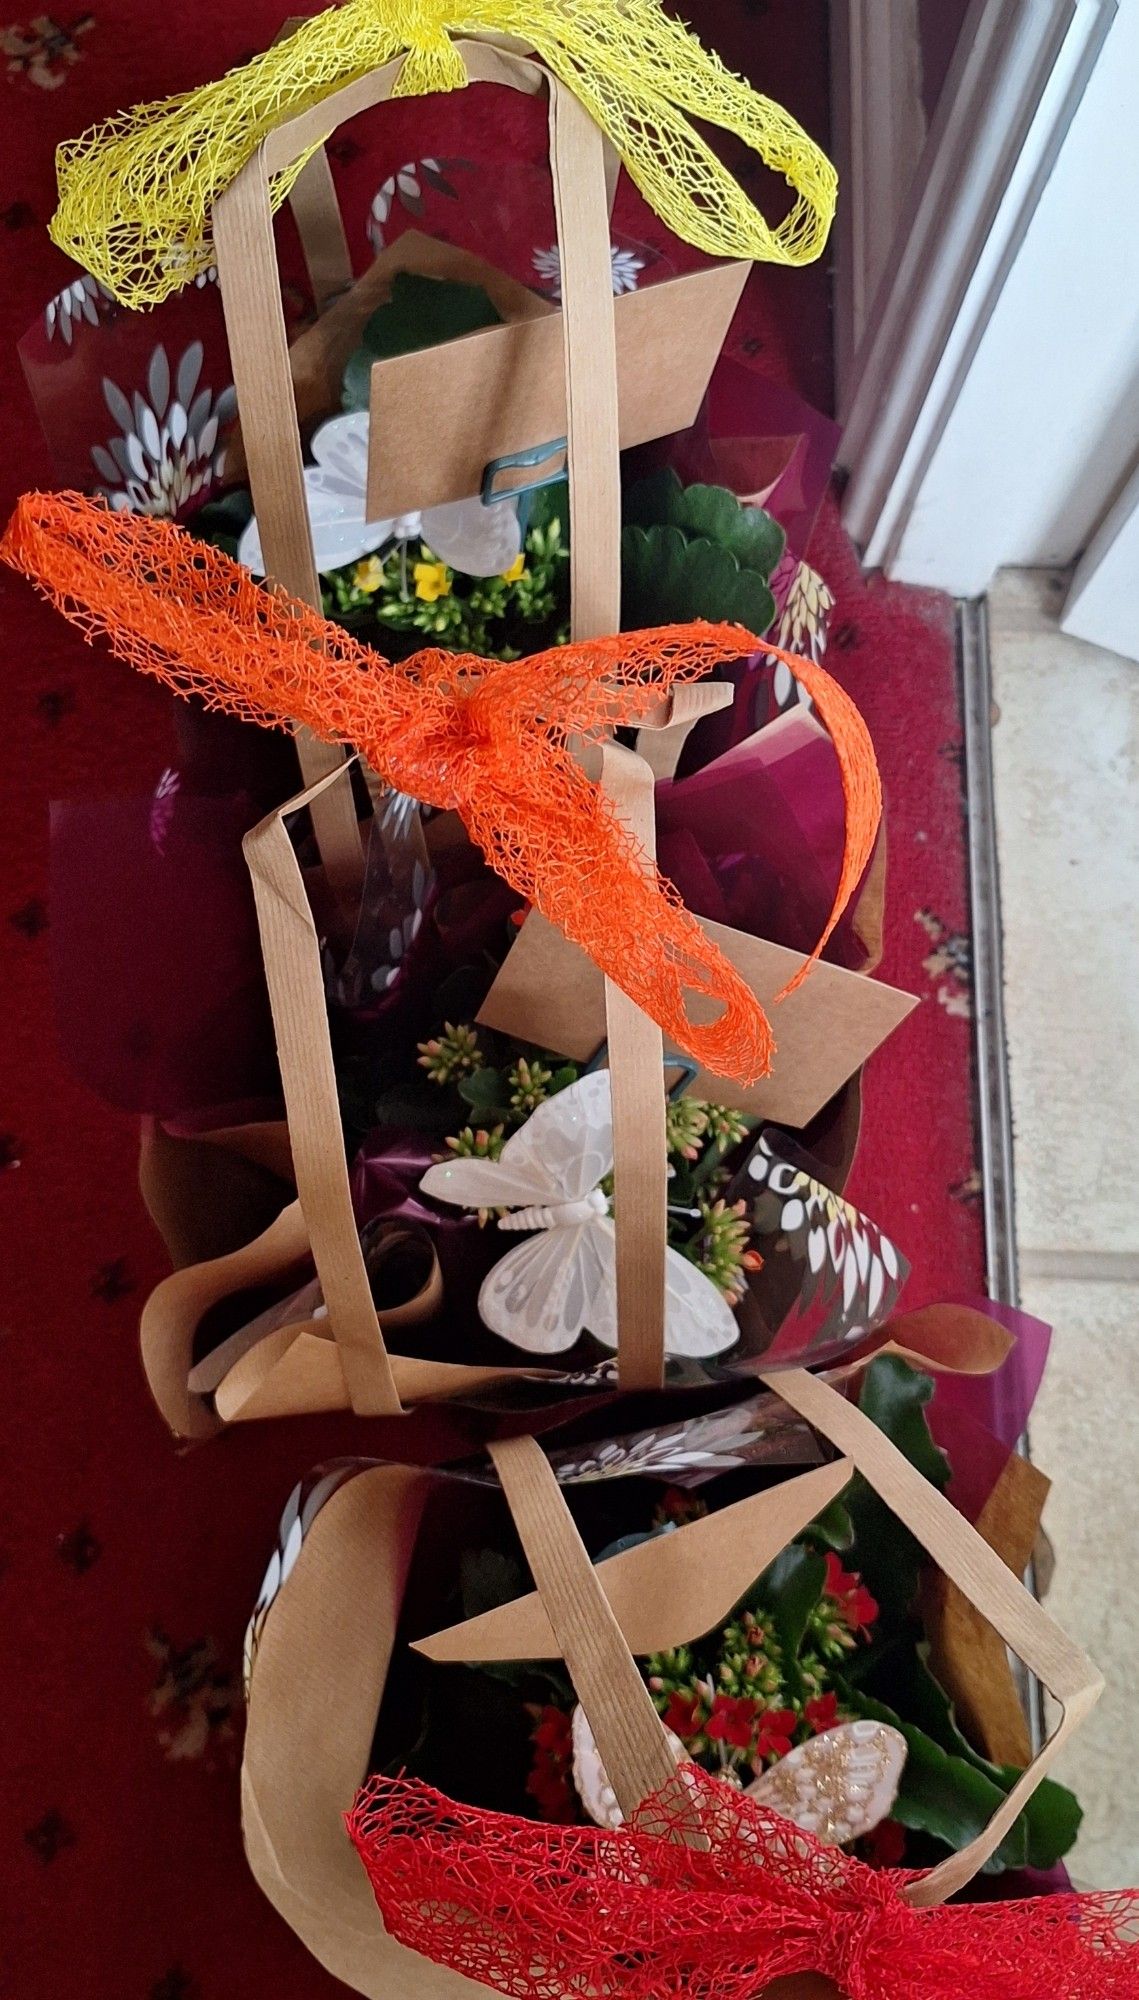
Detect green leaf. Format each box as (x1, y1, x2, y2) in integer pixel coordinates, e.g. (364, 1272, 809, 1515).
(621, 524, 776, 634)
(672, 484, 786, 577)
(341, 272, 502, 410)
(879, 1644, 1082, 1869)
(758, 1544, 827, 1660)
(622, 467, 682, 528)
(995, 1765, 1083, 1870)
(859, 1356, 951, 1490)
(341, 347, 377, 415)
(837, 1680, 1028, 1868)
(185, 484, 254, 556)
(458, 1065, 510, 1120)
(622, 468, 785, 579)
(362, 272, 503, 359)
(843, 1359, 950, 1632)
(800, 1494, 855, 1552)
(460, 1546, 526, 1621)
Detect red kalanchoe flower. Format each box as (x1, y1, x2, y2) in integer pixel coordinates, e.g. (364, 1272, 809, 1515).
(823, 1551, 879, 1634)
(653, 1488, 709, 1530)
(753, 1706, 797, 1763)
(705, 1693, 761, 1748)
(804, 1691, 841, 1736)
(525, 1704, 576, 1824)
(662, 1690, 705, 1740)
(531, 1708, 572, 1755)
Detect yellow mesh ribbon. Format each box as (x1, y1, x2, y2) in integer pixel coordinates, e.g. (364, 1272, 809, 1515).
(50, 0, 836, 311)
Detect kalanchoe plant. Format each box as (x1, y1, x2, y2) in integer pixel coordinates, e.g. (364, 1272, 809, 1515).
(189, 481, 571, 662)
(640, 1525, 875, 1788)
(417, 1022, 483, 1087)
(415, 1020, 760, 1300)
(688, 1196, 762, 1305)
(186, 455, 783, 664)
(445, 1125, 506, 1161)
(324, 503, 570, 658)
(435, 1359, 1084, 1874)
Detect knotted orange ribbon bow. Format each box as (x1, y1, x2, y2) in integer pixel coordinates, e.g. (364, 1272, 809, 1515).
(1, 492, 880, 1087)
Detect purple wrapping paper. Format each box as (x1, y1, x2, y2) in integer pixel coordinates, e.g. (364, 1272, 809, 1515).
(671, 362, 840, 565)
(656, 707, 868, 968)
(350, 1127, 506, 1354)
(351, 1129, 457, 1235)
(929, 1299, 1053, 1524)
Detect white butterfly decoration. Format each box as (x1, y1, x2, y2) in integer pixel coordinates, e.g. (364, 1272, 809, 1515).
(570, 1703, 907, 1844)
(237, 410, 522, 579)
(419, 1071, 739, 1359)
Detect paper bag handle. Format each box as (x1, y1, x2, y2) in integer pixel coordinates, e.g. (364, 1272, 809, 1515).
(495, 1381, 1102, 1911)
(242, 676, 724, 1416)
(212, 42, 620, 894)
(273, 17, 352, 308)
(243, 760, 403, 1417)
(489, 1435, 679, 1818)
(766, 1368, 1104, 1905)
(221, 39, 673, 1396)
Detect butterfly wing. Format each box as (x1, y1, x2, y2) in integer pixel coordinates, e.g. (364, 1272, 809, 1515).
(420, 495, 522, 578)
(746, 1722, 907, 1844)
(513, 1219, 738, 1359)
(419, 1152, 561, 1212)
(479, 1224, 613, 1354)
(420, 1072, 614, 1215)
(494, 1070, 614, 1204)
(662, 1246, 741, 1358)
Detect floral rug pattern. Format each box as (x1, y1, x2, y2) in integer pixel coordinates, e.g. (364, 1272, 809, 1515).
(0, 3, 982, 1995)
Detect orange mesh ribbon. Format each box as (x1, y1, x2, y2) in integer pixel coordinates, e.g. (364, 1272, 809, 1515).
(348, 1766, 1139, 2000)
(1, 492, 881, 1087)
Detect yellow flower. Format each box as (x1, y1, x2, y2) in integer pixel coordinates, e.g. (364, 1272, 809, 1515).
(500, 551, 527, 584)
(352, 554, 385, 594)
(414, 559, 452, 603)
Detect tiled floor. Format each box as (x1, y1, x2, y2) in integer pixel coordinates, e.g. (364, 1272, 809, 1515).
(988, 569, 1139, 1888)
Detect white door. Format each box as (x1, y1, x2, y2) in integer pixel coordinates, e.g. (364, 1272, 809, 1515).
(832, 0, 1139, 660)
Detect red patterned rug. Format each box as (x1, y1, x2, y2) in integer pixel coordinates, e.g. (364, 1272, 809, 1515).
(0, 6, 982, 1995)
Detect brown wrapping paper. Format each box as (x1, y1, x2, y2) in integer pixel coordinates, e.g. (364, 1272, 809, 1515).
(365, 258, 748, 518)
(921, 1449, 1052, 1768)
(141, 39, 907, 1437)
(241, 1371, 1102, 1994)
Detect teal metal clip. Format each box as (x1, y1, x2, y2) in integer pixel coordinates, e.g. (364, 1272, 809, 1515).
(481, 437, 568, 534)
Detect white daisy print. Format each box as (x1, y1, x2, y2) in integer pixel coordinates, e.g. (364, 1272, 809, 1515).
(91, 341, 235, 517)
(44, 273, 113, 343)
(531, 242, 645, 300)
(367, 157, 466, 252)
(767, 557, 835, 711)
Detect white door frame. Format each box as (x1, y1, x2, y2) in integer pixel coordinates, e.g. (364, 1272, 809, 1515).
(829, 0, 927, 402)
(1062, 463, 1139, 660)
(832, 0, 1118, 591)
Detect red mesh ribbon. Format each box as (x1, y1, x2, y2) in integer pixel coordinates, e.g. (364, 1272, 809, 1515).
(1, 490, 882, 1087)
(347, 1766, 1139, 2000)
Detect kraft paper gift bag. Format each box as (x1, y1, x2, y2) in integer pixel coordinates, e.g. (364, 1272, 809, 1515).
(239, 1371, 1104, 1999)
